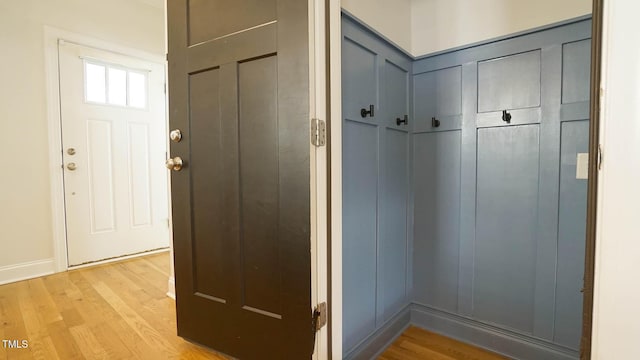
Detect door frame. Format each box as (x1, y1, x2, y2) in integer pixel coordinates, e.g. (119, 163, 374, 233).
(580, 0, 603, 357)
(310, 0, 330, 358)
(327, 0, 343, 357)
(43, 26, 168, 272)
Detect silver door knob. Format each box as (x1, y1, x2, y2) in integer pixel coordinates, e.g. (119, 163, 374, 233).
(169, 129, 182, 142)
(67, 163, 77, 171)
(165, 157, 183, 171)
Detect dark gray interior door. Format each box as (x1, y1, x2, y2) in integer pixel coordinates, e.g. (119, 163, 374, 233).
(167, 1, 311, 359)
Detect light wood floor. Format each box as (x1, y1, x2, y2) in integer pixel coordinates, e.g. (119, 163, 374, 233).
(1, 253, 506, 360)
(379, 326, 508, 360)
(0, 252, 228, 360)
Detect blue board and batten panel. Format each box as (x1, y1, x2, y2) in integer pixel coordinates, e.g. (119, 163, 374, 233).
(342, 12, 591, 360)
(381, 128, 409, 320)
(342, 38, 378, 120)
(477, 50, 542, 112)
(342, 25, 379, 352)
(553, 36, 591, 350)
(380, 62, 411, 324)
(475, 124, 540, 333)
(562, 39, 592, 105)
(342, 16, 413, 358)
(555, 120, 589, 348)
(410, 17, 591, 360)
(342, 120, 379, 351)
(413, 66, 463, 132)
(412, 131, 461, 313)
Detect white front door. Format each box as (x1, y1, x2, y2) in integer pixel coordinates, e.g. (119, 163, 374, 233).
(58, 41, 169, 266)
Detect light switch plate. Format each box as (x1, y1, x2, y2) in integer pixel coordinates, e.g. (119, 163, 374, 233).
(576, 153, 589, 180)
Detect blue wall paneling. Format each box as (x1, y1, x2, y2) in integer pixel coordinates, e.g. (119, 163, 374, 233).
(342, 119, 379, 351)
(412, 131, 461, 313)
(341, 16, 412, 357)
(342, 12, 591, 360)
(413, 66, 463, 132)
(475, 124, 541, 333)
(555, 120, 589, 348)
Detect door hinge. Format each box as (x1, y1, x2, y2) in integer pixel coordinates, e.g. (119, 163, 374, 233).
(313, 302, 327, 331)
(311, 118, 326, 147)
(597, 144, 603, 171)
(164, 82, 167, 94)
(311, 302, 327, 354)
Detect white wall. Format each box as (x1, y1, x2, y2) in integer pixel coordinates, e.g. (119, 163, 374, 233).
(341, 0, 413, 53)
(592, 0, 640, 358)
(411, 0, 592, 56)
(342, 0, 591, 57)
(0, 0, 164, 279)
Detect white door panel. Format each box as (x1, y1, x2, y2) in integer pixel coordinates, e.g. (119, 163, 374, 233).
(59, 41, 169, 266)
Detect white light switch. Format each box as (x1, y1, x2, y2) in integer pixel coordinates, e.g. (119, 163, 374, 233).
(576, 153, 589, 180)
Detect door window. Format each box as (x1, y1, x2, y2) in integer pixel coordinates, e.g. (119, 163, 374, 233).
(83, 60, 148, 109)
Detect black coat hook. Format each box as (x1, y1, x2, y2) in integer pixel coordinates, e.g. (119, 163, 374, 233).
(502, 110, 512, 123)
(396, 115, 408, 126)
(431, 117, 441, 128)
(361, 105, 374, 118)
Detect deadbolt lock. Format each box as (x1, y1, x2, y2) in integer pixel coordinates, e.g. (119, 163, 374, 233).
(67, 163, 77, 171)
(67, 148, 76, 155)
(169, 129, 182, 142)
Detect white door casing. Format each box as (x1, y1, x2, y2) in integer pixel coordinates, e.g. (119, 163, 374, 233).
(592, 0, 640, 358)
(58, 41, 169, 266)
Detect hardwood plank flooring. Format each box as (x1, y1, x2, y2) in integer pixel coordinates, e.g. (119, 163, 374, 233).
(0, 253, 229, 360)
(2, 253, 506, 360)
(379, 326, 509, 360)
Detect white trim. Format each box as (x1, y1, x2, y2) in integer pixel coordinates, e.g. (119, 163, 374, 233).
(310, 0, 329, 358)
(0, 258, 56, 286)
(44, 27, 69, 273)
(67, 248, 170, 270)
(592, 0, 640, 357)
(590, 3, 608, 355)
(167, 276, 176, 299)
(163, 0, 176, 302)
(329, 0, 343, 358)
(44, 26, 166, 274)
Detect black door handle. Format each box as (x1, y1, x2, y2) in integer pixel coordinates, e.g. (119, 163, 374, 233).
(361, 105, 374, 118)
(432, 117, 441, 128)
(396, 115, 408, 126)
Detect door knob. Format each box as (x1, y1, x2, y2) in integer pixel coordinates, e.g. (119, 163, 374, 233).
(67, 163, 77, 171)
(165, 157, 183, 171)
(169, 129, 182, 142)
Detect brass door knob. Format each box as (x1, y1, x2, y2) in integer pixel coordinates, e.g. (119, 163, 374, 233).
(169, 129, 182, 142)
(67, 163, 77, 171)
(165, 157, 183, 171)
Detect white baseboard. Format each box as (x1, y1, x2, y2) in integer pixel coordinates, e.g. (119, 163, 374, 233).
(0, 258, 56, 286)
(67, 248, 170, 270)
(167, 276, 175, 299)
